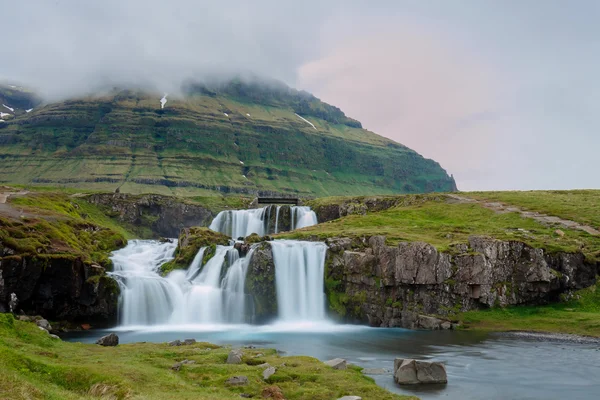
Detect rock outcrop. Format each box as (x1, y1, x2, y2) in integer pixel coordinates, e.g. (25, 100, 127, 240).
(393, 359, 447, 385)
(325, 235, 598, 327)
(0, 254, 119, 324)
(241, 235, 597, 329)
(86, 193, 214, 238)
(245, 242, 277, 323)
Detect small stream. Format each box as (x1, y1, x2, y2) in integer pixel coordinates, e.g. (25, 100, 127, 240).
(64, 325, 600, 400)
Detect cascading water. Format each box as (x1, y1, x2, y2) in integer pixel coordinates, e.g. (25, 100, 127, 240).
(291, 206, 318, 230)
(270, 240, 328, 321)
(209, 208, 268, 238)
(210, 205, 318, 237)
(111, 204, 324, 327)
(110, 240, 180, 326)
(110, 241, 254, 326)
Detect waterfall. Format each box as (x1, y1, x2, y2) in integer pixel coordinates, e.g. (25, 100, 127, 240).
(110, 240, 181, 326)
(274, 206, 281, 234)
(209, 208, 268, 238)
(111, 204, 324, 328)
(110, 241, 253, 326)
(210, 205, 318, 237)
(291, 206, 318, 230)
(270, 240, 328, 321)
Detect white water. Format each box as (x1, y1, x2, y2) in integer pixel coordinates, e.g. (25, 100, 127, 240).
(110, 240, 179, 325)
(210, 205, 318, 238)
(160, 94, 168, 109)
(291, 206, 318, 230)
(295, 113, 317, 130)
(270, 240, 328, 321)
(110, 240, 254, 326)
(209, 208, 268, 238)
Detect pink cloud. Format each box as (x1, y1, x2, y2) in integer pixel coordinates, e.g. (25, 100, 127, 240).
(298, 23, 506, 190)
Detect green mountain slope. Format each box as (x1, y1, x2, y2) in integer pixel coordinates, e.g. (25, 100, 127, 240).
(0, 80, 456, 197)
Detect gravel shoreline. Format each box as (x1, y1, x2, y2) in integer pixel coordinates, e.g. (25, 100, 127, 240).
(494, 331, 600, 344)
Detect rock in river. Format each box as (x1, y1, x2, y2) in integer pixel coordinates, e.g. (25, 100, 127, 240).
(393, 358, 447, 385)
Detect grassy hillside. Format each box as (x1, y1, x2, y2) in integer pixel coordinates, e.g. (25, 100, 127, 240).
(285, 192, 600, 262)
(0, 314, 411, 400)
(466, 190, 600, 229)
(0, 81, 455, 197)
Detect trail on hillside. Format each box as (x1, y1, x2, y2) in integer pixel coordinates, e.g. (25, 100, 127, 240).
(0, 189, 32, 219)
(448, 194, 600, 236)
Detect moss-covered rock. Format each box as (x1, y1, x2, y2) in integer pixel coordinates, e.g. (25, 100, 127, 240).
(245, 242, 278, 323)
(160, 227, 230, 274)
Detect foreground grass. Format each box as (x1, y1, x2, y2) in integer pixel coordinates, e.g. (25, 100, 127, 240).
(282, 194, 600, 262)
(459, 282, 600, 337)
(0, 315, 412, 400)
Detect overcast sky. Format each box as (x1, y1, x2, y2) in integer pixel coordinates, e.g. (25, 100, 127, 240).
(2, 0, 598, 191)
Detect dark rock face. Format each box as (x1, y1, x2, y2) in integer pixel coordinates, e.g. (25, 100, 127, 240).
(96, 333, 119, 346)
(325, 235, 598, 327)
(86, 193, 213, 238)
(245, 242, 277, 323)
(0, 255, 119, 324)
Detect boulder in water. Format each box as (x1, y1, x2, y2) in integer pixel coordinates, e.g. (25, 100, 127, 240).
(393, 358, 447, 385)
(96, 333, 119, 346)
(225, 375, 248, 386)
(227, 349, 243, 364)
(262, 366, 276, 380)
(324, 358, 347, 370)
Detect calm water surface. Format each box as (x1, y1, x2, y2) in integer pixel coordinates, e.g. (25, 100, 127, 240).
(64, 324, 600, 400)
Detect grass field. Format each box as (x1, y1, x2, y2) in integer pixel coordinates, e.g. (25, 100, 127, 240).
(459, 282, 600, 337)
(466, 190, 600, 229)
(0, 314, 413, 400)
(282, 193, 600, 262)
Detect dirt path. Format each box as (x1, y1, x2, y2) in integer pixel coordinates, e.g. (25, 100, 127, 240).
(0, 190, 31, 219)
(447, 194, 600, 236)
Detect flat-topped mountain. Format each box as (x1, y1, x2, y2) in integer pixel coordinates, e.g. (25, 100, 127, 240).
(0, 79, 456, 196)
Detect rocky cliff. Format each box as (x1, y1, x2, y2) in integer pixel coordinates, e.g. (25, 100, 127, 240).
(86, 193, 214, 238)
(243, 235, 598, 329)
(0, 253, 119, 324)
(324, 235, 598, 328)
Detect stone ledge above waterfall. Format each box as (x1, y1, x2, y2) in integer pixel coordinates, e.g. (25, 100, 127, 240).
(159, 228, 231, 275)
